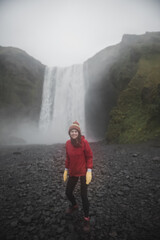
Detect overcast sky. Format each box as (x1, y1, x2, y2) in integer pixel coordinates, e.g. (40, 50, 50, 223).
(0, 0, 160, 67)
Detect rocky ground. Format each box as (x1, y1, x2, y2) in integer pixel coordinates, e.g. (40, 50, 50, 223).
(0, 141, 160, 240)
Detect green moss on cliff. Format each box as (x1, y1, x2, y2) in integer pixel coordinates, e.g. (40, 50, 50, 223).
(107, 53, 160, 143)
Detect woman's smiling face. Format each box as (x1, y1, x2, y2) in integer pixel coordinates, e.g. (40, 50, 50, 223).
(70, 129, 79, 139)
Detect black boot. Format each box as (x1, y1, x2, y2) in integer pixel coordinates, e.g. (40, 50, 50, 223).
(83, 217, 90, 232)
(66, 204, 79, 214)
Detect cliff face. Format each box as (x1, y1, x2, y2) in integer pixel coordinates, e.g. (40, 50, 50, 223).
(0, 46, 45, 142)
(84, 32, 160, 142)
(107, 33, 160, 143)
(84, 44, 120, 139)
(0, 46, 45, 120)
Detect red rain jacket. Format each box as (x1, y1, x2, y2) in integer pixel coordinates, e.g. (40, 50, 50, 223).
(65, 136, 93, 177)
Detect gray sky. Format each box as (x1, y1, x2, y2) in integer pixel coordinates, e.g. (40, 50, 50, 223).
(0, 0, 160, 66)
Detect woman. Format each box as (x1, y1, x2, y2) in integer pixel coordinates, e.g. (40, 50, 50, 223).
(63, 121, 93, 232)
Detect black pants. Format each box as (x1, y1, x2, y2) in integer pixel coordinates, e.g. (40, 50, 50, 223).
(65, 176, 89, 218)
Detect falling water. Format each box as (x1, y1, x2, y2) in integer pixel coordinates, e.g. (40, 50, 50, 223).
(39, 67, 57, 131)
(39, 64, 86, 143)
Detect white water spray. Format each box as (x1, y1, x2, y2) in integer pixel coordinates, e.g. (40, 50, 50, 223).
(39, 67, 57, 132)
(39, 64, 86, 143)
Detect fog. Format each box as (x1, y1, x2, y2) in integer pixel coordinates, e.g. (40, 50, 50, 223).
(0, 118, 99, 145)
(0, 0, 160, 66)
(0, 118, 69, 145)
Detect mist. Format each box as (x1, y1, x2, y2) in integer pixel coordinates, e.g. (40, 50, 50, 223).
(0, 117, 68, 145)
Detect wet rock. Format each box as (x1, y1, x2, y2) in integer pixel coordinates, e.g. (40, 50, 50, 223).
(13, 152, 22, 155)
(21, 216, 32, 224)
(90, 216, 96, 226)
(152, 156, 160, 162)
(10, 220, 18, 227)
(117, 191, 124, 196)
(57, 227, 64, 234)
(109, 230, 118, 237)
(0, 142, 160, 240)
(132, 153, 138, 157)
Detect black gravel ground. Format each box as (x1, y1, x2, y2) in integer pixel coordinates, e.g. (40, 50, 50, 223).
(0, 141, 160, 240)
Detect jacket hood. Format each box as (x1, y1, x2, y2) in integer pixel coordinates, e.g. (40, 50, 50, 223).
(81, 135, 85, 141)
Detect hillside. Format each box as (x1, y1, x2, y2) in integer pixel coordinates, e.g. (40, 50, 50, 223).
(0, 46, 45, 141)
(0, 46, 45, 120)
(106, 33, 160, 143)
(84, 32, 160, 142)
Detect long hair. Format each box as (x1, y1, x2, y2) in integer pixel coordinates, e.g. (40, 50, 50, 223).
(70, 132, 82, 148)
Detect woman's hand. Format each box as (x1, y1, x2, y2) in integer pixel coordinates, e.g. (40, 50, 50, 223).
(86, 169, 92, 184)
(63, 169, 68, 182)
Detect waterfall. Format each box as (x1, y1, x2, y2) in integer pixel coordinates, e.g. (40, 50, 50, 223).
(39, 64, 86, 143)
(39, 67, 57, 131)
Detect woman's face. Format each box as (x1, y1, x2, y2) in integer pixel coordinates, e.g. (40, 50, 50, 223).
(70, 129, 79, 139)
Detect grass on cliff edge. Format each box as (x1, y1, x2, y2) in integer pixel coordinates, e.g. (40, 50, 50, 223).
(106, 53, 160, 144)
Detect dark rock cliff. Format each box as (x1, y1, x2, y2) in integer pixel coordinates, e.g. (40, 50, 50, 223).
(0, 46, 45, 120)
(0, 46, 45, 142)
(107, 32, 160, 143)
(84, 32, 160, 141)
